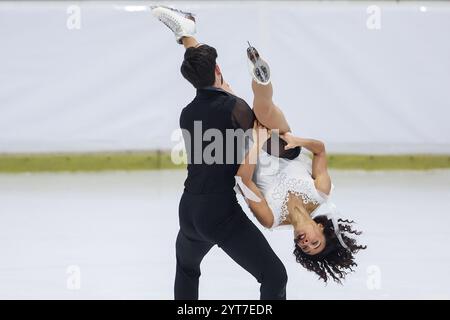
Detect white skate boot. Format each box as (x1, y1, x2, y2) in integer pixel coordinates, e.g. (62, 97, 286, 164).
(247, 42, 271, 85)
(151, 5, 196, 44)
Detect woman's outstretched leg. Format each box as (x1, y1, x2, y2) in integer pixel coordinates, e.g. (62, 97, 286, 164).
(252, 79, 291, 134)
(247, 44, 291, 134)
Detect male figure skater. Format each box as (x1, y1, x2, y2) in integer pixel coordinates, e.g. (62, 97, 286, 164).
(151, 6, 297, 299)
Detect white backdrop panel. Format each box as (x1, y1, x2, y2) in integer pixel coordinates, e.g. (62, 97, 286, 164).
(0, 1, 449, 154)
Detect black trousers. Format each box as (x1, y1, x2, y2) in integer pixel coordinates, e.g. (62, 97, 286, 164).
(175, 190, 287, 300)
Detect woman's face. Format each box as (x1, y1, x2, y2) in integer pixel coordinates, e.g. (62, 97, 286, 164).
(296, 222, 326, 255)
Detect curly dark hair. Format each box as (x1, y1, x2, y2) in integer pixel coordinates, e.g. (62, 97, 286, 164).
(293, 215, 367, 284)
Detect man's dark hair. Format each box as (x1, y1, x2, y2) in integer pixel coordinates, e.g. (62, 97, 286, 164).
(181, 45, 218, 89)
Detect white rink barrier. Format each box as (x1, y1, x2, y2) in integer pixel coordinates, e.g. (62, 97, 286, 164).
(0, 1, 449, 154)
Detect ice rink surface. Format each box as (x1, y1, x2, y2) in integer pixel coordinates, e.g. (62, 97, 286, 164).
(1, 169, 450, 299)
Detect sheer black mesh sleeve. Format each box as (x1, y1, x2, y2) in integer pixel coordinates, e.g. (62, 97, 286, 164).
(231, 97, 255, 132)
(230, 97, 300, 160)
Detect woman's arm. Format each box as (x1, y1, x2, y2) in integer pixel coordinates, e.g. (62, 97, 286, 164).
(281, 133, 332, 196)
(236, 121, 275, 228)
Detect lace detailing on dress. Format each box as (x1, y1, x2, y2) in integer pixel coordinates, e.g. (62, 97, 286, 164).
(270, 172, 321, 226)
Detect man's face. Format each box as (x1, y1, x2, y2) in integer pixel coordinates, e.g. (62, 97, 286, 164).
(215, 64, 234, 94)
(214, 64, 223, 86)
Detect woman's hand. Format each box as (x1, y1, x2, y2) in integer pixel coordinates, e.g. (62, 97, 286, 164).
(252, 120, 271, 148)
(280, 132, 299, 150)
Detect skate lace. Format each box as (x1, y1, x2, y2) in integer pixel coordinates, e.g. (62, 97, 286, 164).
(159, 13, 182, 33)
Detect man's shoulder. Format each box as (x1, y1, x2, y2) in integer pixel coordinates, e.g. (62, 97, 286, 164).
(214, 93, 252, 112)
(180, 91, 251, 121)
(232, 95, 251, 109)
(183, 92, 240, 111)
(181, 95, 199, 113)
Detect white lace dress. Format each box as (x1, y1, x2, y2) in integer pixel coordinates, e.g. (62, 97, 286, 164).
(252, 149, 331, 230)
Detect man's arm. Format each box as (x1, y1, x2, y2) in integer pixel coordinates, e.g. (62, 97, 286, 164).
(181, 36, 200, 49)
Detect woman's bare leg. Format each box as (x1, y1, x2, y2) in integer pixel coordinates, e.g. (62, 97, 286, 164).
(252, 80, 291, 134)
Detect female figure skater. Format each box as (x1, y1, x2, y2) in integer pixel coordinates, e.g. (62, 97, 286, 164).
(236, 46, 367, 283)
